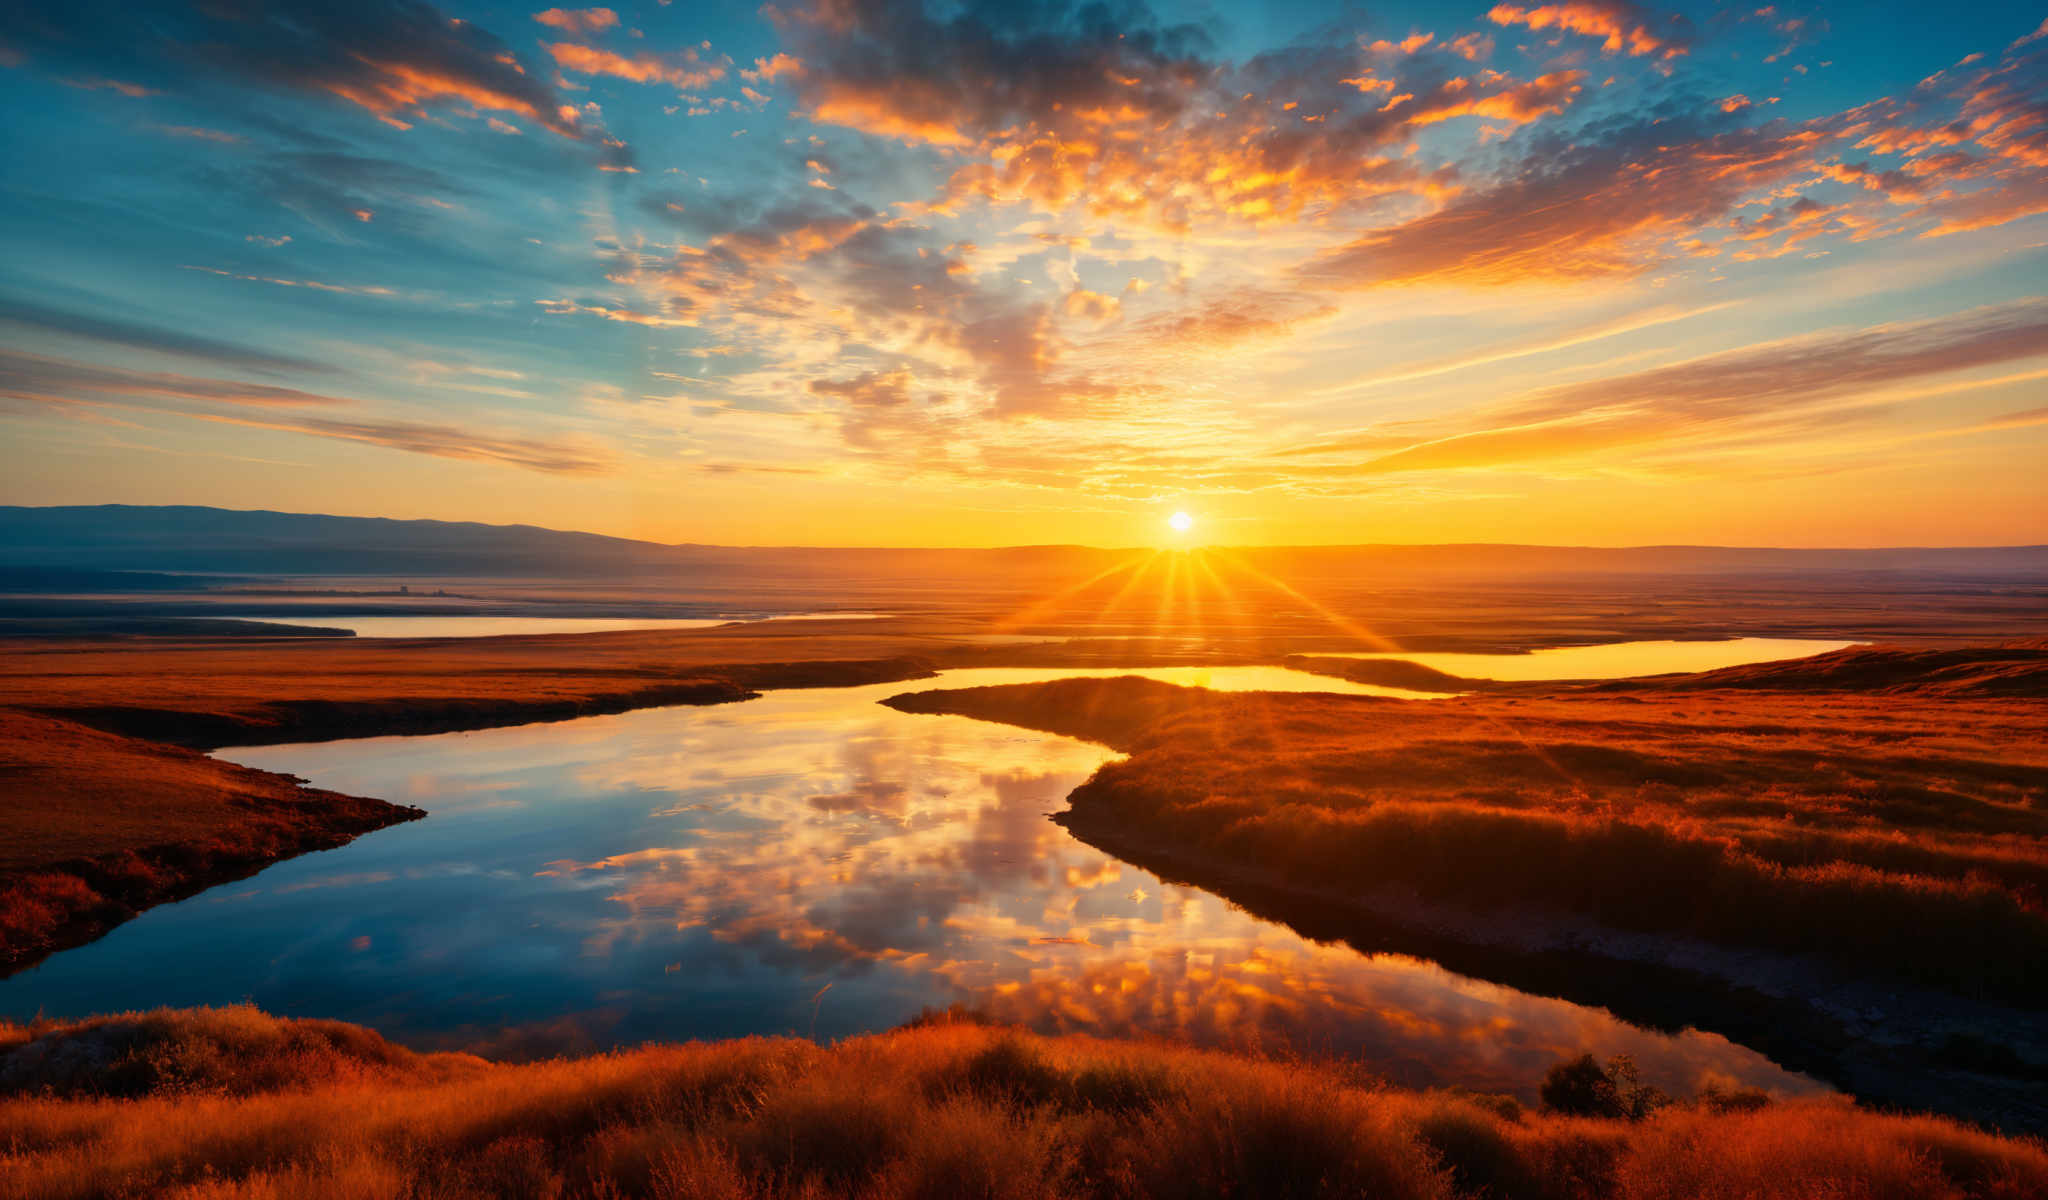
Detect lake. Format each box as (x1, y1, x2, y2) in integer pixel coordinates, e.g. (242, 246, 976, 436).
(1322, 637, 1856, 680)
(196, 613, 892, 638)
(0, 660, 1826, 1104)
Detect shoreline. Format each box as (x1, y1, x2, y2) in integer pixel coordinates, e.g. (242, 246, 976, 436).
(1054, 808, 2048, 1133)
(0, 711, 425, 976)
(0, 652, 942, 976)
(882, 651, 2048, 1132)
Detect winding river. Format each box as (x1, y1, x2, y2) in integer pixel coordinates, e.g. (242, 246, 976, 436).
(0, 646, 1850, 1103)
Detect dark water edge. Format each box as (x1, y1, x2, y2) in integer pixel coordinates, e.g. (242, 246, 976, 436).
(0, 617, 353, 637)
(1056, 813, 2048, 1135)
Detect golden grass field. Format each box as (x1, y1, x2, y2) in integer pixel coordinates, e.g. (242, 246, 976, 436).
(3, 1005, 2044, 1200)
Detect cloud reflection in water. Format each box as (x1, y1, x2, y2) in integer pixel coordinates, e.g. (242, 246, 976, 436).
(0, 668, 1823, 1103)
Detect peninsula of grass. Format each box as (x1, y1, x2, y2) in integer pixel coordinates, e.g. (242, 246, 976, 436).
(883, 642, 2048, 1006)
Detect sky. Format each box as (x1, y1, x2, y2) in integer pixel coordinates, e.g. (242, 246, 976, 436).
(1, 0, 2045, 548)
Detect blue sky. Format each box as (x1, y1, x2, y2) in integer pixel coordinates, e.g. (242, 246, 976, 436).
(1, 1, 2044, 546)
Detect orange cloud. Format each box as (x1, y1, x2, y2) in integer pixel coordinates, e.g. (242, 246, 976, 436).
(544, 42, 727, 90)
(1366, 32, 1435, 55)
(1837, 33, 2048, 239)
(532, 7, 619, 34)
(1302, 122, 1828, 287)
(1324, 298, 2048, 474)
(1062, 289, 1122, 323)
(1822, 161, 1928, 203)
(809, 369, 913, 409)
(1137, 292, 1335, 349)
(804, 83, 978, 147)
(1487, 1, 1690, 59)
(1406, 71, 1585, 126)
(741, 53, 805, 82)
(326, 58, 583, 135)
(772, 4, 1529, 231)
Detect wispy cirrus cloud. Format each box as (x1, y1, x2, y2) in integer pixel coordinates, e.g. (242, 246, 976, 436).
(0, 349, 612, 475)
(1288, 299, 2048, 475)
(0, 349, 354, 409)
(203, 413, 614, 475)
(1314, 302, 1734, 394)
(0, 298, 335, 375)
(4, 0, 632, 162)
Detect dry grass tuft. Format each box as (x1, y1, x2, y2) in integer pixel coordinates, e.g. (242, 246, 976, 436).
(0, 1004, 486, 1098)
(2, 1007, 2044, 1199)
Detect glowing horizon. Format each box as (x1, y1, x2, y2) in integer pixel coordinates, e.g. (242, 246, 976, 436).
(0, 1, 2044, 547)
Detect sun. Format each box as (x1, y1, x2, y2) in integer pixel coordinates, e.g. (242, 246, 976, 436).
(1168, 511, 1194, 534)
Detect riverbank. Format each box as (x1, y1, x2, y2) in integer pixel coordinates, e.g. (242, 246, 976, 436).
(0, 627, 956, 747)
(883, 643, 2048, 1003)
(3, 1004, 2043, 1200)
(882, 644, 2048, 1129)
(0, 710, 424, 974)
(0, 630, 951, 974)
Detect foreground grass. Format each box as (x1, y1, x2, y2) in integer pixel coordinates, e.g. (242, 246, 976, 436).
(2, 1008, 2045, 1200)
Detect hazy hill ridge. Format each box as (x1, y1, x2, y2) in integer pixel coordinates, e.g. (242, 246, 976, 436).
(5, 505, 2046, 580)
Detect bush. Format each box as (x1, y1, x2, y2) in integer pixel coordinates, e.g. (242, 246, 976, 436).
(0, 1005, 483, 1099)
(1540, 1055, 1626, 1119)
(1697, 1083, 1772, 1114)
(943, 1035, 1070, 1109)
(1414, 1096, 1542, 1198)
(1539, 1055, 1666, 1120)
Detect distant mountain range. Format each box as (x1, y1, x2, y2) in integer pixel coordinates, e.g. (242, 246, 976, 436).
(3, 504, 2045, 583)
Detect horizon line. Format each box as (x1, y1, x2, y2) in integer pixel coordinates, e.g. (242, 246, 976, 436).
(4, 503, 2046, 556)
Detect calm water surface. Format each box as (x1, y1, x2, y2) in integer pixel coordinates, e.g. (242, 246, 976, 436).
(0, 664, 1824, 1102)
(1327, 637, 1855, 680)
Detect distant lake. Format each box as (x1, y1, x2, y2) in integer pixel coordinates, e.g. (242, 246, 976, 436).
(195, 613, 891, 638)
(1325, 637, 1856, 680)
(0, 662, 1826, 1104)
